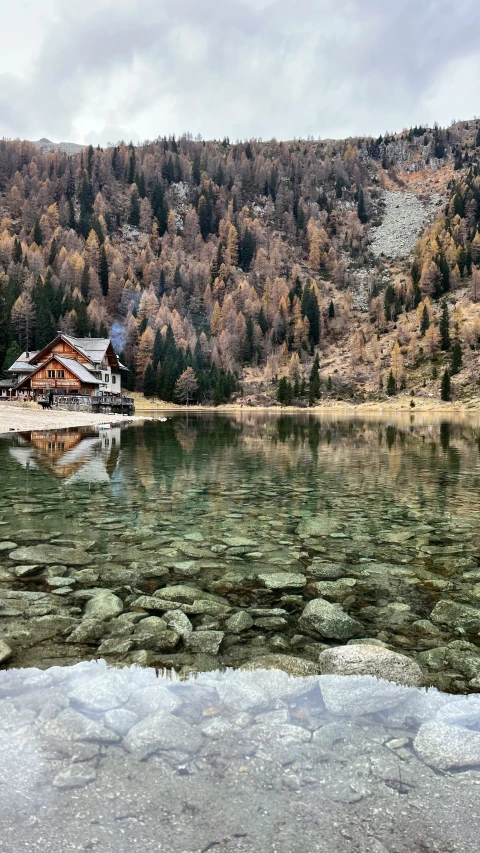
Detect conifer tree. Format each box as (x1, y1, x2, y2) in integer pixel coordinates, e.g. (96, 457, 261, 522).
(99, 245, 109, 296)
(328, 300, 335, 319)
(386, 370, 396, 396)
(143, 362, 155, 396)
(420, 305, 430, 336)
(32, 220, 43, 246)
(308, 354, 321, 403)
(439, 302, 451, 350)
(441, 369, 451, 401)
(2, 340, 21, 376)
(357, 187, 368, 223)
(450, 340, 462, 375)
(129, 189, 140, 227)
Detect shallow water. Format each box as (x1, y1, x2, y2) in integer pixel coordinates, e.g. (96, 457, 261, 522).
(0, 413, 479, 691)
(0, 660, 479, 853)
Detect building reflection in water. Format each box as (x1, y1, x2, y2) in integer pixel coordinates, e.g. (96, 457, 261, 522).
(8, 425, 121, 484)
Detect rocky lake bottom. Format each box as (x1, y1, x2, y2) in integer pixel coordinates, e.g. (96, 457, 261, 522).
(0, 412, 479, 850)
(0, 660, 480, 852)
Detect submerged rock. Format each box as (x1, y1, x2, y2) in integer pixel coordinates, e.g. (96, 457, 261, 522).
(318, 644, 424, 687)
(299, 598, 364, 640)
(84, 591, 123, 622)
(225, 611, 254, 633)
(124, 711, 202, 759)
(257, 572, 306, 589)
(241, 654, 321, 677)
(184, 630, 224, 655)
(430, 600, 480, 633)
(320, 674, 414, 716)
(66, 620, 104, 644)
(9, 545, 93, 566)
(414, 720, 480, 770)
(0, 640, 12, 664)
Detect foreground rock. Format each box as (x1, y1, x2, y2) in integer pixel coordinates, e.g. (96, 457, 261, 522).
(299, 598, 363, 640)
(318, 644, 424, 687)
(414, 720, 480, 770)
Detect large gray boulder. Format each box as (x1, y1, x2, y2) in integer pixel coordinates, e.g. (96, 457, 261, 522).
(318, 644, 424, 687)
(299, 598, 363, 640)
(124, 711, 202, 759)
(414, 720, 480, 770)
(84, 591, 123, 621)
(257, 572, 306, 589)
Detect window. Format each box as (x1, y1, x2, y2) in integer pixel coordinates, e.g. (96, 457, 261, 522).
(105, 374, 109, 382)
(47, 370, 55, 379)
(112, 375, 116, 384)
(56, 370, 65, 379)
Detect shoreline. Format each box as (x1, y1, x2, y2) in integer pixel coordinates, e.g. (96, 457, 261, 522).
(0, 402, 139, 435)
(2, 395, 480, 434)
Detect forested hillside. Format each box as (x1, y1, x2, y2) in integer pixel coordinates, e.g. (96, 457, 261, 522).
(1, 120, 480, 404)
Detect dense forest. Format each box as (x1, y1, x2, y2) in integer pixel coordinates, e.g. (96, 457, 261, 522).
(1, 119, 480, 404)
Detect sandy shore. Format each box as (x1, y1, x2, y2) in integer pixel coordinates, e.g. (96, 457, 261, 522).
(0, 402, 138, 435)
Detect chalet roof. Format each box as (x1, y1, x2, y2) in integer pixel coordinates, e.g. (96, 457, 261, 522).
(0, 379, 18, 389)
(62, 336, 112, 364)
(8, 352, 39, 373)
(54, 356, 102, 385)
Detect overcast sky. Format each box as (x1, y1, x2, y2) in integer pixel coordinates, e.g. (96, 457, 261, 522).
(1, 0, 479, 146)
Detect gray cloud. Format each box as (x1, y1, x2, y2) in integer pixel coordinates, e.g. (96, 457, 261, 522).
(1, 0, 479, 145)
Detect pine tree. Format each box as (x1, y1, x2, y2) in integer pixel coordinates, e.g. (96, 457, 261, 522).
(2, 340, 21, 376)
(450, 340, 462, 375)
(99, 245, 109, 296)
(308, 354, 321, 403)
(441, 369, 451, 401)
(32, 220, 43, 246)
(357, 187, 368, 223)
(129, 190, 140, 227)
(48, 237, 57, 266)
(386, 370, 396, 396)
(143, 362, 155, 396)
(420, 305, 430, 336)
(12, 238, 22, 264)
(439, 302, 451, 350)
(302, 284, 320, 347)
(328, 300, 335, 319)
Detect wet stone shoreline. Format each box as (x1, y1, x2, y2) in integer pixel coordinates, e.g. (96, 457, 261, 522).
(0, 661, 479, 853)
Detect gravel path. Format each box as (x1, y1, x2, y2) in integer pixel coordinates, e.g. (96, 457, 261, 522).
(370, 190, 443, 259)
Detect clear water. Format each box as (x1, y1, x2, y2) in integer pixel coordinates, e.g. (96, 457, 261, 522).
(0, 660, 479, 853)
(0, 413, 480, 691)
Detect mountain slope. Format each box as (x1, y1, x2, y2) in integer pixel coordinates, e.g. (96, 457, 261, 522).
(0, 121, 479, 404)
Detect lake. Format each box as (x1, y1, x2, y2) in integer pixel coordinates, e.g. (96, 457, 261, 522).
(0, 411, 479, 692)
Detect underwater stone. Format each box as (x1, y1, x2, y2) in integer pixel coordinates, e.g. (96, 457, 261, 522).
(299, 598, 364, 640)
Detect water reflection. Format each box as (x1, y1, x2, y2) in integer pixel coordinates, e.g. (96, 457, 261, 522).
(0, 414, 479, 694)
(0, 660, 479, 852)
(8, 426, 121, 484)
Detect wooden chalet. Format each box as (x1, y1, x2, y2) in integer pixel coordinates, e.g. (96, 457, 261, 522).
(7, 333, 134, 413)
